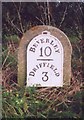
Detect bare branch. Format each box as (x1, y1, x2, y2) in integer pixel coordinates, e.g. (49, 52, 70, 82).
(12, 1, 24, 34)
(36, 16, 45, 25)
(44, 2, 48, 25)
(47, 1, 51, 25)
(2, 50, 10, 68)
(59, 5, 68, 28)
(6, 12, 23, 34)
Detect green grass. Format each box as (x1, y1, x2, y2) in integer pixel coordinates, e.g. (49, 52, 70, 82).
(2, 86, 83, 119)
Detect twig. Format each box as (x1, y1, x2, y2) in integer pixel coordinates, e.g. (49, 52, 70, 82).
(47, 1, 51, 25)
(59, 5, 67, 28)
(36, 16, 45, 25)
(12, 2, 24, 34)
(2, 50, 10, 68)
(44, 2, 48, 25)
(7, 12, 23, 34)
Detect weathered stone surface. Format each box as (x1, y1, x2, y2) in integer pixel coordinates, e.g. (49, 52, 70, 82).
(18, 25, 72, 87)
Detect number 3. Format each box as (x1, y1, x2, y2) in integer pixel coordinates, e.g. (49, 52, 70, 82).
(42, 72, 49, 82)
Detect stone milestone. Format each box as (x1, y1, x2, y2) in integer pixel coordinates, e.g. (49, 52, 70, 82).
(18, 25, 72, 87)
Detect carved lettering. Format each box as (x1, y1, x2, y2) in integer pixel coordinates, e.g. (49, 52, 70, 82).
(29, 47, 35, 52)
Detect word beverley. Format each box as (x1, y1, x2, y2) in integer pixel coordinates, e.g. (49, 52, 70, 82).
(29, 38, 60, 53)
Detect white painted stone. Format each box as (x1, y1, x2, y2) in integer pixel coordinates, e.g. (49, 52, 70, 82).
(27, 31, 63, 87)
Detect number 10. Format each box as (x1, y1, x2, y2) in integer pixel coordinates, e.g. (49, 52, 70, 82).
(40, 46, 52, 57)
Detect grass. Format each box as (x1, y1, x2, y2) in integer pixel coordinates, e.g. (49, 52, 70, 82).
(2, 86, 83, 119)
